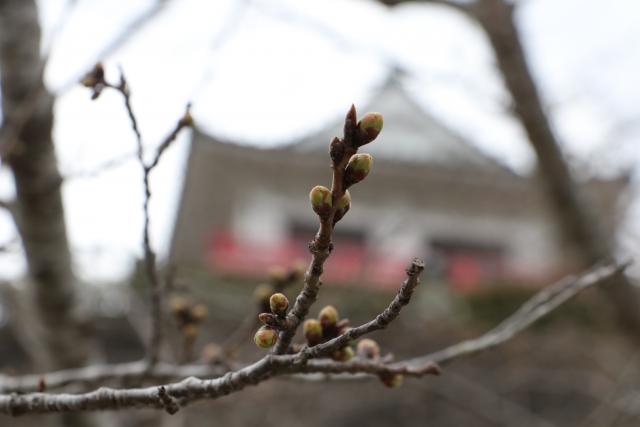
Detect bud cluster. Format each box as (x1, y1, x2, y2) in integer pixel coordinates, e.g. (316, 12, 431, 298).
(254, 292, 291, 349)
(303, 305, 354, 361)
(169, 296, 208, 339)
(309, 106, 383, 225)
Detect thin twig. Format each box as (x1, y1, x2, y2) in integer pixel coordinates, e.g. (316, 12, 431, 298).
(401, 260, 631, 368)
(97, 69, 192, 367)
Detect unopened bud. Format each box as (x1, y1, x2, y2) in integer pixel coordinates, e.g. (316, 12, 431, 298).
(330, 137, 346, 165)
(303, 319, 323, 346)
(191, 304, 208, 322)
(333, 191, 351, 224)
(333, 346, 354, 362)
(254, 326, 278, 349)
(268, 266, 286, 283)
(380, 373, 403, 388)
(291, 259, 306, 280)
(169, 297, 189, 315)
(201, 343, 221, 363)
(357, 112, 383, 146)
(343, 104, 358, 144)
(344, 154, 373, 188)
(182, 323, 198, 339)
(356, 338, 381, 359)
(319, 305, 339, 329)
(309, 185, 333, 218)
(253, 284, 273, 303)
(180, 105, 194, 127)
(80, 63, 105, 87)
(269, 293, 289, 315)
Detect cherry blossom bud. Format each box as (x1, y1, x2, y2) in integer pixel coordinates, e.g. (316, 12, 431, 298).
(303, 319, 323, 346)
(268, 265, 286, 283)
(254, 326, 278, 349)
(169, 297, 189, 315)
(319, 305, 339, 329)
(269, 293, 289, 315)
(191, 304, 208, 322)
(330, 137, 345, 165)
(182, 323, 198, 339)
(332, 346, 354, 362)
(380, 373, 403, 388)
(309, 185, 333, 218)
(357, 112, 383, 146)
(356, 338, 381, 360)
(344, 154, 373, 188)
(333, 191, 351, 224)
(253, 284, 273, 303)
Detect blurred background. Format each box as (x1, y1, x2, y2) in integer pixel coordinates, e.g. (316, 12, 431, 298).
(1, 0, 640, 426)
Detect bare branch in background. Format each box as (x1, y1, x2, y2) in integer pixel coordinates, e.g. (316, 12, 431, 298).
(0, 260, 628, 414)
(403, 260, 630, 368)
(62, 151, 138, 181)
(56, 0, 172, 94)
(80, 63, 193, 367)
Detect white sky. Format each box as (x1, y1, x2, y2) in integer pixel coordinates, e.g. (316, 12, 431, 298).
(0, 0, 638, 282)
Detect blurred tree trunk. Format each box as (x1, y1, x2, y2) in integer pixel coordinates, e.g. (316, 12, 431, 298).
(468, 0, 640, 332)
(379, 0, 640, 335)
(0, 2, 101, 425)
(0, 0, 92, 373)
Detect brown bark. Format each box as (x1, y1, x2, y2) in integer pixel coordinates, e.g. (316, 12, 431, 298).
(0, 0, 92, 370)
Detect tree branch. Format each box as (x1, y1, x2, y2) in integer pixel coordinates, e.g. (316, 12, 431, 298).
(81, 65, 193, 366)
(273, 106, 362, 354)
(402, 260, 630, 368)
(296, 258, 425, 361)
(0, 260, 627, 414)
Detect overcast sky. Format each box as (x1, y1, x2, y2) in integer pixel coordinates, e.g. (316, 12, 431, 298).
(0, 0, 638, 282)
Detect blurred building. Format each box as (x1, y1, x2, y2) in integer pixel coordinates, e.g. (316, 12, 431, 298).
(169, 76, 626, 292)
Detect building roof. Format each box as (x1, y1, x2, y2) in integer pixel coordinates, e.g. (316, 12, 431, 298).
(293, 74, 515, 175)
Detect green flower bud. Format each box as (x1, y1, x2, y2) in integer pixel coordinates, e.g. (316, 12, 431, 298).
(380, 373, 403, 388)
(253, 283, 273, 302)
(303, 319, 323, 346)
(269, 293, 289, 315)
(291, 259, 306, 280)
(330, 137, 345, 165)
(254, 326, 278, 349)
(356, 338, 380, 360)
(182, 323, 199, 339)
(357, 112, 383, 146)
(309, 185, 333, 218)
(344, 154, 373, 188)
(169, 297, 189, 316)
(332, 346, 354, 362)
(333, 191, 351, 224)
(267, 265, 286, 283)
(319, 305, 339, 329)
